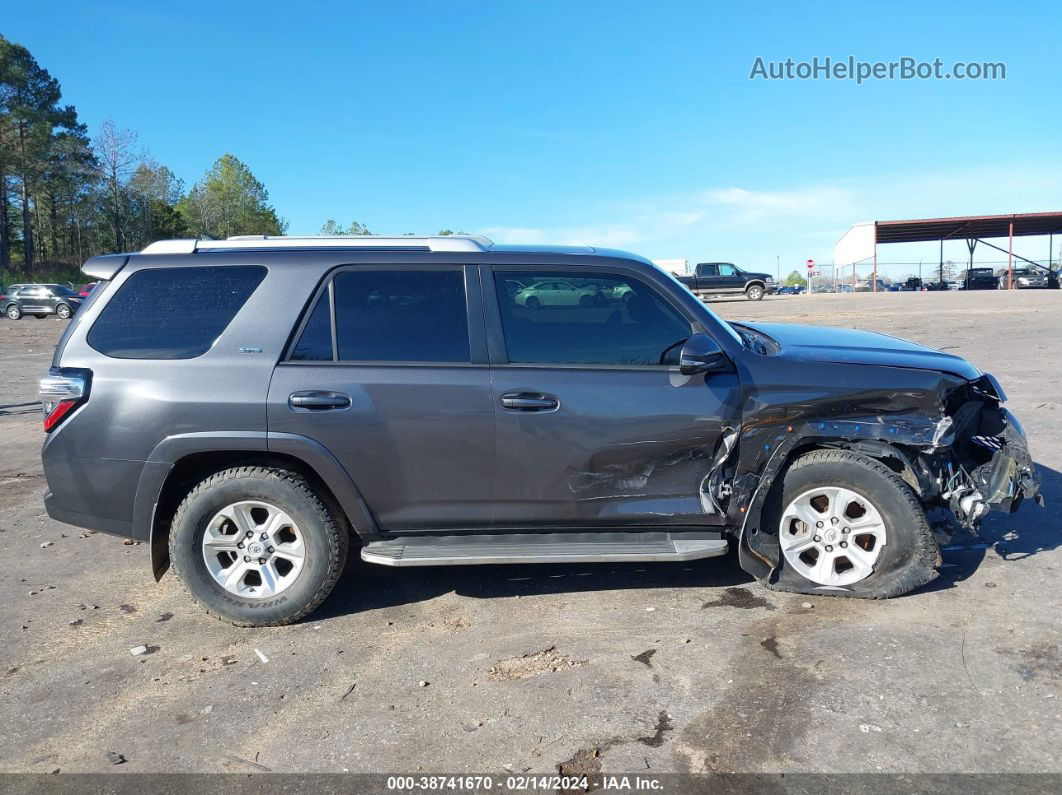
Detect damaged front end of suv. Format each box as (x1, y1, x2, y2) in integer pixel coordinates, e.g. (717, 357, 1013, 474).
(721, 336, 1043, 591)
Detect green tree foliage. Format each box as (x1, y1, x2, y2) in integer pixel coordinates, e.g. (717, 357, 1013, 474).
(784, 269, 805, 286)
(0, 35, 290, 277)
(319, 219, 372, 236)
(178, 154, 286, 239)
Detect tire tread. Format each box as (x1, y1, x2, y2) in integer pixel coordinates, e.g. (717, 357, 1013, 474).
(168, 465, 347, 626)
(764, 448, 939, 599)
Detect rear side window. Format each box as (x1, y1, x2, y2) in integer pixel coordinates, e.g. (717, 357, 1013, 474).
(328, 269, 470, 363)
(88, 266, 266, 359)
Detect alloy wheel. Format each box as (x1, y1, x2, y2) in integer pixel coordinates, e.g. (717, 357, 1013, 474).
(201, 500, 306, 598)
(779, 486, 887, 586)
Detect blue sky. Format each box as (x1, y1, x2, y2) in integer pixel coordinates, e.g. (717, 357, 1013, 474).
(6, 0, 1061, 277)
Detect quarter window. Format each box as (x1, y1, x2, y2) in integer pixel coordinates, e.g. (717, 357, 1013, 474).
(494, 271, 692, 366)
(88, 266, 266, 359)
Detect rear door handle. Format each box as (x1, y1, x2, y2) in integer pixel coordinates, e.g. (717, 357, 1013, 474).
(289, 391, 351, 411)
(500, 392, 559, 412)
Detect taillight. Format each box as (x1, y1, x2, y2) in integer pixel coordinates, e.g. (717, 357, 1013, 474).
(39, 369, 90, 433)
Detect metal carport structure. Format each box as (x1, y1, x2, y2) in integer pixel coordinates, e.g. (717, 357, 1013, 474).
(835, 211, 1062, 290)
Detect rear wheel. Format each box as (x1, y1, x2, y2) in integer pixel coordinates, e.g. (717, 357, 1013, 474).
(764, 449, 938, 598)
(745, 283, 765, 301)
(525, 296, 541, 310)
(579, 294, 594, 308)
(6, 304, 23, 320)
(169, 466, 348, 626)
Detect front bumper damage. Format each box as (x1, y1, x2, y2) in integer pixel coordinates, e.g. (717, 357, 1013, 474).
(941, 406, 1042, 527)
(732, 372, 1042, 581)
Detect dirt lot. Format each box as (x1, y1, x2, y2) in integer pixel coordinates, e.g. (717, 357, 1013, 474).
(1, 290, 1059, 776)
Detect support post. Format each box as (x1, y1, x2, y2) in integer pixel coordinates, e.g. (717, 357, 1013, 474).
(1008, 222, 1014, 289)
(872, 224, 878, 292)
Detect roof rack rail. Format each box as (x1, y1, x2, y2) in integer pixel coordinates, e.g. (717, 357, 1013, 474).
(140, 235, 494, 254)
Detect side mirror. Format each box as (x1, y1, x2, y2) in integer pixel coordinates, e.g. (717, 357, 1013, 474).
(679, 333, 730, 375)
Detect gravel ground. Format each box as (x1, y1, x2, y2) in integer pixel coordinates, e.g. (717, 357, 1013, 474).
(0, 290, 1059, 776)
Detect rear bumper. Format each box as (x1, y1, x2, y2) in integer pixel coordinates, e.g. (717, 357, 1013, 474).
(44, 489, 138, 538)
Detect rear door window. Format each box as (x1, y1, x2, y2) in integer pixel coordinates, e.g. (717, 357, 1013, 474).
(332, 269, 470, 363)
(87, 266, 266, 359)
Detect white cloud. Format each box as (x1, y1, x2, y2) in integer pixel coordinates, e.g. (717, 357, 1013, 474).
(478, 163, 1062, 272)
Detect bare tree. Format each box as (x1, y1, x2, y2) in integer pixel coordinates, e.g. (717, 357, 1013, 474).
(95, 118, 138, 251)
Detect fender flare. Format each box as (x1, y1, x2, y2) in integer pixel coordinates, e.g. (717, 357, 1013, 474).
(729, 416, 946, 581)
(140, 431, 380, 579)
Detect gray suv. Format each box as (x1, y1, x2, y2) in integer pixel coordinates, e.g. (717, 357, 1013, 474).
(40, 236, 1041, 626)
(4, 284, 83, 320)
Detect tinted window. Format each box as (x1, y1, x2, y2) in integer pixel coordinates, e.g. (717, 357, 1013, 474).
(88, 266, 266, 359)
(495, 271, 692, 366)
(290, 290, 333, 361)
(333, 269, 470, 362)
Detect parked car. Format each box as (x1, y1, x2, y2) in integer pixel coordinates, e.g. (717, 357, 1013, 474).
(900, 277, 923, 292)
(514, 280, 606, 308)
(40, 235, 1041, 626)
(777, 285, 804, 295)
(3, 284, 83, 320)
(996, 268, 1048, 289)
(675, 262, 775, 301)
(78, 282, 99, 298)
(854, 279, 888, 293)
(958, 268, 998, 290)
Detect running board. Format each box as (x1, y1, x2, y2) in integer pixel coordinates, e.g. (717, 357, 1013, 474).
(360, 531, 729, 567)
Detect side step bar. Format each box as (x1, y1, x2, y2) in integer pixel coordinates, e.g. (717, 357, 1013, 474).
(361, 531, 729, 567)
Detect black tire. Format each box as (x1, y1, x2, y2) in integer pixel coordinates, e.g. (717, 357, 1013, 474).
(55, 303, 71, 319)
(169, 466, 349, 626)
(763, 449, 939, 598)
(745, 283, 765, 301)
(579, 294, 594, 308)
(6, 304, 22, 320)
(525, 296, 541, 310)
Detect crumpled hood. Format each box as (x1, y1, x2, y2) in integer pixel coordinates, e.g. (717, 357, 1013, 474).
(741, 322, 982, 380)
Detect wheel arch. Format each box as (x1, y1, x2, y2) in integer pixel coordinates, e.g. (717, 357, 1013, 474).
(733, 429, 939, 581)
(143, 433, 380, 581)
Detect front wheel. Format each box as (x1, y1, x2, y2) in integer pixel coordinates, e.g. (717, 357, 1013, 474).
(55, 303, 71, 319)
(6, 304, 22, 320)
(763, 449, 939, 598)
(745, 284, 765, 301)
(169, 466, 349, 626)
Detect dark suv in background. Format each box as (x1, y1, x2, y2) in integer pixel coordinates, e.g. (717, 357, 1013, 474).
(958, 268, 998, 290)
(40, 236, 1040, 626)
(3, 284, 83, 320)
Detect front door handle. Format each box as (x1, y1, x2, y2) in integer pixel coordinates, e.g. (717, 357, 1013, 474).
(289, 391, 351, 411)
(500, 392, 559, 412)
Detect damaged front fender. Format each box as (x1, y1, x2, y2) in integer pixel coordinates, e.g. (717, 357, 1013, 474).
(725, 363, 1041, 581)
